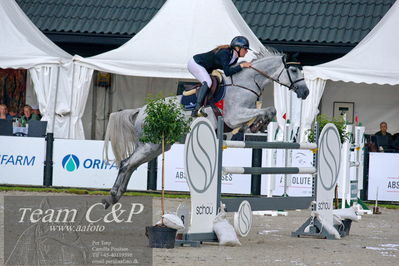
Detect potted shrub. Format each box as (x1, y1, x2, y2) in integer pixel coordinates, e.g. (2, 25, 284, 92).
(307, 114, 350, 144)
(140, 96, 191, 248)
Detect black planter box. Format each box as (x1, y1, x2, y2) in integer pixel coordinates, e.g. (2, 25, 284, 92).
(146, 226, 177, 248)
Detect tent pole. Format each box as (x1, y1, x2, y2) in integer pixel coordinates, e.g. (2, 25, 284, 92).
(50, 65, 61, 134)
(43, 64, 60, 187)
(68, 63, 76, 139)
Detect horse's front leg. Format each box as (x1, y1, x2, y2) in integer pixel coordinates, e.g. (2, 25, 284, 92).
(250, 106, 277, 132)
(224, 106, 276, 130)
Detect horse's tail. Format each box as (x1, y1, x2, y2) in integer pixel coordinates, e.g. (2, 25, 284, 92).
(104, 109, 140, 166)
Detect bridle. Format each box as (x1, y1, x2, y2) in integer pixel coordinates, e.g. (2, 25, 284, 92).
(224, 56, 304, 99)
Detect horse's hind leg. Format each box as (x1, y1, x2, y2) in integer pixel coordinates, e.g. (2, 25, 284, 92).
(102, 143, 162, 209)
(103, 161, 133, 209)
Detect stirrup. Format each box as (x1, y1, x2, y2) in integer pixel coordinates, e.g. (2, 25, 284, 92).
(191, 107, 207, 118)
(197, 107, 208, 117)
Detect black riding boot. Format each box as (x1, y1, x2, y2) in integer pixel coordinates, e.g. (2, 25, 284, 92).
(191, 82, 209, 117)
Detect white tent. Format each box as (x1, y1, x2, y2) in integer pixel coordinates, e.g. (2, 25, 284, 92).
(299, 0, 399, 140)
(74, 0, 264, 79)
(0, 0, 72, 137)
(72, 0, 267, 139)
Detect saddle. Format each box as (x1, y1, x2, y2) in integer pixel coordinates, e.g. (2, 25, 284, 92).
(181, 70, 225, 115)
(180, 71, 265, 134)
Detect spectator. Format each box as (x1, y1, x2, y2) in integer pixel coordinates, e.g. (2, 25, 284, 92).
(393, 136, 399, 150)
(8, 106, 19, 119)
(374, 121, 392, 137)
(373, 121, 394, 152)
(0, 104, 12, 120)
(20, 105, 40, 127)
(31, 104, 42, 120)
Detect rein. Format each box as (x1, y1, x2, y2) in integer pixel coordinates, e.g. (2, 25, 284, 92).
(250, 61, 304, 91)
(223, 78, 261, 98)
(223, 57, 304, 99)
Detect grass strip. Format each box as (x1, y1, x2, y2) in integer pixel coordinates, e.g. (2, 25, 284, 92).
(0, 186, 190, 199)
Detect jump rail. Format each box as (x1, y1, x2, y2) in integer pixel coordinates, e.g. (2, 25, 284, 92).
(223, 166, 316, 175)
(223, 140, 317, 150)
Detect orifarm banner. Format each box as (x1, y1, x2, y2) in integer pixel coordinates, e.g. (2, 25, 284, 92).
(0, 136, 45, 186)
(53, 139, 147, 190)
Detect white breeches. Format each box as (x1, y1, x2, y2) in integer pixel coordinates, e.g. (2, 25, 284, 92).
(187, 58, 212, 87)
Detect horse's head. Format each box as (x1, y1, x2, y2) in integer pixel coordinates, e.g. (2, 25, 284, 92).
(280, 56, 309, 99)
(250, 51, 309, 100)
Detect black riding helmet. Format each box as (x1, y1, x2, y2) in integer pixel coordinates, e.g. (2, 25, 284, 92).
(230, 36, 250, 50)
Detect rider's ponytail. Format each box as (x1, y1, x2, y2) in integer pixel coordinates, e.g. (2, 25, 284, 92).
(212, 44, 231, 53)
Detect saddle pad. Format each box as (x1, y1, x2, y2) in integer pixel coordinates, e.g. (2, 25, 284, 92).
(208, 81, 226, 105)
(180, 75, 226, 111)
(180, 84, 226, 111)
(181, 93, 197, 110)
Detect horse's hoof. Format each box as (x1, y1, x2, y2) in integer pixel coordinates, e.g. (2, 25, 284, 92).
(102, 199, 110, 209)
(250, 120, 264, 133)
(110, 194, 119, 204)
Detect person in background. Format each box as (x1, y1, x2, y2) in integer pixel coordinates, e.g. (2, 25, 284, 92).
(373, 121, 394, 151)
(8, 106, 19, 119)
(374, 121, 392, 137)
(0, 104, 12, 120)
(393, 135, 399, 151)
(31, 104, 42, 120)
(20, 104, 40, 127)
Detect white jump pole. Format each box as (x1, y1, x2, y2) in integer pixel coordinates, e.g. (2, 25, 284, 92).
(263, 121, 278, 197)
(339, 124, 352, 208)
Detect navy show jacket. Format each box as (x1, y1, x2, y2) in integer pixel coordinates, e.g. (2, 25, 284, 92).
(193, 47, 242, 76)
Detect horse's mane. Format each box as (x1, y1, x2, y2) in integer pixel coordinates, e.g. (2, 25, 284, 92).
(252, 46, 283, 63)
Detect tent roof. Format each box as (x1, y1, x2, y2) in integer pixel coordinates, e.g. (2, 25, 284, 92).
(18, 0, 395, 47)
(304, 0, 399, 85)
(0, 0, 70, 69)
(74, 0, 265, 79)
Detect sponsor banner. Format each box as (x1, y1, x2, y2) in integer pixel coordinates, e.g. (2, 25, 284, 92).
(158, 144, 252, 194)
(0, 136, 45, 186)
(287, 149, 313, 196)
(4, 195, 152, 265)
(263, 149, 313, 197)
(368, 152, 399, 201)
(53, 139, 147, 190)
(157, 144, 188, 192)
(221, 147, 252, 194)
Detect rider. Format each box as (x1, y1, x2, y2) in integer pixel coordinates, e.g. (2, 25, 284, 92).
(187, 36, 252, 117)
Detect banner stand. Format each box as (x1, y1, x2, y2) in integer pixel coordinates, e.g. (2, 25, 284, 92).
(43, 133, 54, 186)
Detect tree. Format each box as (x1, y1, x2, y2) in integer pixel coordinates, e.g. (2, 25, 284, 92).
(140, 96, 191, 221)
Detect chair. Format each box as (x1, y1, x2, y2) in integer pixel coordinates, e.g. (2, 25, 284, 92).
(27, 120, 47, 137)
(0, 119, 13, 136)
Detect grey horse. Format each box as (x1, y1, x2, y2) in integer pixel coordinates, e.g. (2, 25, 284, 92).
(102, 48, 309, 208)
